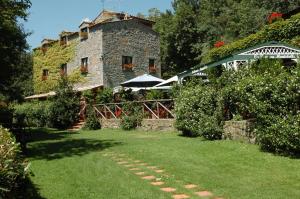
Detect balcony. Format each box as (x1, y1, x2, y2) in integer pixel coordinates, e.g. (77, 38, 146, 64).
(80, 32, 88, 40)
(123, 63, 133, 71)
(149, 65, 157, 73)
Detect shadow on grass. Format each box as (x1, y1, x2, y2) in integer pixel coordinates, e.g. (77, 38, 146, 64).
(27, 138, 122, 161)
(10, 177, 45, 199)
(25, 128, 77, 142)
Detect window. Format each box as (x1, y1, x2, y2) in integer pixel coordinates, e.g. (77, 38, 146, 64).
(149, 59, 156, 73)
(80, 57, 88, 74)
(122, 56, 133, 71)
(60, 63, 67, 76)
(42, 69, 49, 80)
(80, 27, 88, 40)
(60, 36, 67, 46)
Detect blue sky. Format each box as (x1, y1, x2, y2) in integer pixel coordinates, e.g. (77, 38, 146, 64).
(24, 0, 173, 49)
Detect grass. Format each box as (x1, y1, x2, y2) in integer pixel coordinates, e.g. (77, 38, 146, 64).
(26, 128, 300, 199)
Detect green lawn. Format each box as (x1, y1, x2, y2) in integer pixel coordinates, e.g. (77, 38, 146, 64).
(26, 128, 300, 199)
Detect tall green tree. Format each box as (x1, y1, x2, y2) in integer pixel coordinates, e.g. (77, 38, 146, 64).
(0, 0, 32, 102)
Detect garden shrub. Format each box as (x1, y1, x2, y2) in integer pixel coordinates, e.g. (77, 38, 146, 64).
(13, 100, 53, 128)
(120, 102, 143, 130)
(96, 88, 114, 104)
(222, 59, 300, 155)
(0, 101, 13, 128)
(48, 78, 80, 129)
(146, 90, 166, 100)
(83, 107, 101, 130)
(0, 126, 29, 198)
(175, 79, 223, 139)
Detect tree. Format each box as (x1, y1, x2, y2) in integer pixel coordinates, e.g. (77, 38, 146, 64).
(0, 0, 32, 102)
(49, 77, 80, 129)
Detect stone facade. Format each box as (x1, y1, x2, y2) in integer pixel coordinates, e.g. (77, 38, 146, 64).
(223, 119, 256, 143)
(102, 20, 160, 88)
(34, 10, 161, 92)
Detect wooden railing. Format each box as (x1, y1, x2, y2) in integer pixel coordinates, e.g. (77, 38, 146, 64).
(93, 99, 175, 120)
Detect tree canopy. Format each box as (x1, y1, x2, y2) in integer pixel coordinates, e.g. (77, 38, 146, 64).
(152, 0, 300, 77)
(0, 0, 32, 101)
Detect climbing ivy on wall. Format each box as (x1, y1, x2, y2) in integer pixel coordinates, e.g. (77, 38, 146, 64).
(202, 13, 300, 64)
(33, 41, 83, 93)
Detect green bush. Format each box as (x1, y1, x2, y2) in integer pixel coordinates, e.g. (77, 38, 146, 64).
(222, 59, 300, 155)
(13, 101, 53, 128)
(175, 79, 223, 139)
(48, 78, 80, 129)
(120, 102, 143, 130)
(0, 102, 13, 128)
(146, 90, 165, 100)
(83, 107, 101, 130)
(0, 126, 29, 198)
(96, 88, 113, 104)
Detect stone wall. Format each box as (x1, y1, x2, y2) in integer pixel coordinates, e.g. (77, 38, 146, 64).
(102, 19, 161, 88)
(67, 25, 104, 89)
(140, 119, 175, 131)
(66, 19, 160, 89)
(99, 119, 175, 131)
(223, 119, 256, 143)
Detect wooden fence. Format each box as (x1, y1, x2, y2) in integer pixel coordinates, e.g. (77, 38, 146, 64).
(93, 99, 175, 120)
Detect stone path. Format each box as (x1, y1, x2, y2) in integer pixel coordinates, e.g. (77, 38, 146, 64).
(102, 151, 224, 199)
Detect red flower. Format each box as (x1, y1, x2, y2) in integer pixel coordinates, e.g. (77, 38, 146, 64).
(268, 12, 283, 23)
(214, 41, 225, 48)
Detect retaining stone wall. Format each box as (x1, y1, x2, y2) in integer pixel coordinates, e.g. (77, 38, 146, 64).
(223, 119, 256, 143)
(99, 119, 175, 132)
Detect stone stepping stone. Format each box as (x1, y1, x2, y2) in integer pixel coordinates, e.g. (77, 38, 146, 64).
(147, 166, 158, 169)
(195, 191, 213, 197)
(142, 176, 156, 180)
(184, 184, 197, 189)
(135, 172, 146, 176)
(172, 194, 190, 199)
(124, 164, 135, 167)
(117, 161, 128, 165)
(129, 168, 141, 171)
(160, 187, 176, 193)
(213, 197, 224, 199)
(138, 163, 148, 166)
(154, 170, 164, 173)
(151, 181, 165, 186)
(134, 160, 141, 163)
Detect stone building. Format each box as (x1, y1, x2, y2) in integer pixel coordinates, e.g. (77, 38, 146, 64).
(32, 10, 161, 95)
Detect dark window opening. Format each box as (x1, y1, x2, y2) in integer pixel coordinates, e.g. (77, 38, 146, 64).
(81, 57, 88, 74)
(80, 27, 88, 40)
(149, 59, 156, 73)
(42, 69, 49, 80)
(60, 63, 67, 76)
(60, 36, 67, 46)
(122, 56, 133, 71)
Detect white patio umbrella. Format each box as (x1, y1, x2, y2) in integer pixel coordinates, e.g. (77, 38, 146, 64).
(120, 74, 164, 88)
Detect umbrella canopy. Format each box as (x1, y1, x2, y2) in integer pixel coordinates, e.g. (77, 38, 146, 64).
(121, 74, 164, 88)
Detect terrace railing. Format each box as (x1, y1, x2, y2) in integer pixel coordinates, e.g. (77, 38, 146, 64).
(93, 99, 175, 120)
